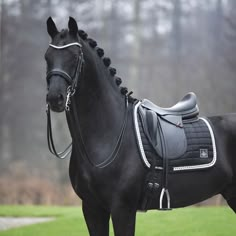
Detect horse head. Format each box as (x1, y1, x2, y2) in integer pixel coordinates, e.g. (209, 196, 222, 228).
(45, 17, 83, 112)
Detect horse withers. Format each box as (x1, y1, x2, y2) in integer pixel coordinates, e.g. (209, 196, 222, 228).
(45, 17, 236, 236)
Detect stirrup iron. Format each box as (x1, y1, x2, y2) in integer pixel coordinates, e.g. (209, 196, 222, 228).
(159, 188, 171, 210)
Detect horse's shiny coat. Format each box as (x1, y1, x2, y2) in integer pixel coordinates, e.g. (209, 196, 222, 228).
(45, 17, 236, 236)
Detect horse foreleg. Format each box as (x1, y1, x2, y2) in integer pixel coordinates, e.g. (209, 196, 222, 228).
(222, 177, 236, 213)
(111, 202, 137, 236)
(82, 201, 110, 236)
(226, 198, 236, 213)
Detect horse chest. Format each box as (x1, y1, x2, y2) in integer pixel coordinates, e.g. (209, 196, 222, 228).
(69, 157, 116, 201)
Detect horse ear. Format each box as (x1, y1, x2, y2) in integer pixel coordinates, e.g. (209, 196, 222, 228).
(68, 17, 78, 36)
(47, 17, 58, 38)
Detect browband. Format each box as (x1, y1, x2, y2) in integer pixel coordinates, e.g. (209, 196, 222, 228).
(49, 42, 82, 49)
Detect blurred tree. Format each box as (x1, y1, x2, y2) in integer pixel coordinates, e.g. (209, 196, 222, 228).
(224, 0, 236, 68)
(0, 0, 236, 205)
(129, 0, 141, 92)
(0, 0, 13, 172)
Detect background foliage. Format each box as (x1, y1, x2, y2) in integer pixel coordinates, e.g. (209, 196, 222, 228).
(0, 0, 236, 204)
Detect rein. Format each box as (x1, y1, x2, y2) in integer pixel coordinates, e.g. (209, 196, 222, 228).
(46, 104, 72, 159)
(47, 96, 129, 163)
(72, 96, 129, 168)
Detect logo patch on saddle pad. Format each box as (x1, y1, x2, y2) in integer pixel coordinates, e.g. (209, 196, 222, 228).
(200, 149, 208, 158)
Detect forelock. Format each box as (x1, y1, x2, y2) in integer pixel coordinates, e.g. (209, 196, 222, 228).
(60, 29, 69, 39)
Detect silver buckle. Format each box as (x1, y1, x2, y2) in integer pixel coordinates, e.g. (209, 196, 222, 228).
(65, 86, 75, 111)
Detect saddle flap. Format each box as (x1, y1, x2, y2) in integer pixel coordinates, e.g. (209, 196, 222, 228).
(158, 116, 187, 159)
(138, 105, 187, 159)
(139, 108, 162, 156)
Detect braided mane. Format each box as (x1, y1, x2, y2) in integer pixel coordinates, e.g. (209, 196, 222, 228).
(78, 29, 136, 103)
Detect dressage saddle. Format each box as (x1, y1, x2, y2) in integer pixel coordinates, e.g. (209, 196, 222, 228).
(136, 93, 215, 210)
(138, 92, 199, 159)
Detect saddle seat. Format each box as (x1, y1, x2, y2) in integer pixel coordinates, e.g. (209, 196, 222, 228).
(138, 92, 199, 160)
(141, 92, 199, 119)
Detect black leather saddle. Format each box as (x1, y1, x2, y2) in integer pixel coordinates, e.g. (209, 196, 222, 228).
(136, 93, 215, 211)
(138, 92, 199, 159)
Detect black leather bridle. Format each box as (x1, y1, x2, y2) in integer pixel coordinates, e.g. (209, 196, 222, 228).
(46, 42, 84, 111)
(45, 41, 129, 165)
(46, 42, 84, 159)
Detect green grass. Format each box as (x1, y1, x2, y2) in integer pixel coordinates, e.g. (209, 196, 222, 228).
(0, 206, 235, 236)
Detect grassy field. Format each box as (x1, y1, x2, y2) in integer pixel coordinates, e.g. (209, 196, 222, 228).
(0, 205, 235, 236)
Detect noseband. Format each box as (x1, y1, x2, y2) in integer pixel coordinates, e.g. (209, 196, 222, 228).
(46, 42, 83, 159)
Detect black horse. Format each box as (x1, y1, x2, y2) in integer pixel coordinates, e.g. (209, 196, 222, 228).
(45, 17, 236, 236)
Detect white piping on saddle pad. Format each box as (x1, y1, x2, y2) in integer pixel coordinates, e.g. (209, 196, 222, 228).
(134, 101, 151, 168)
(173, 117, 217, 171)
(133, 102, 217, 171)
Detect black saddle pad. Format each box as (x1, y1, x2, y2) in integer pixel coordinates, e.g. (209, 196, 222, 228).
(133, 102, 217, 172)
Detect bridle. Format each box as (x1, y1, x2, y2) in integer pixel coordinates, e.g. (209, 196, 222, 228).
(45, 41, 129, 165)
(46, 42, 83, 111)
(46, 42, 84, 159)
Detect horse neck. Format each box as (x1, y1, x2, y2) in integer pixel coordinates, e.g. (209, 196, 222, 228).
(67, 42, 126, 164)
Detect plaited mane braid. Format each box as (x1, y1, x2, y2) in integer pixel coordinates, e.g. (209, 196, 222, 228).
(87, 38, 97, 48)
(97, 48, 104, 57)
(60, 29, 68, 38)
(77, 28, 137, 103)
(103, 57, 111, 67)
(109, 67, 116, 76)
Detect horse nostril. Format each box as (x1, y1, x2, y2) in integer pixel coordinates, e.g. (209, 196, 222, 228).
(46, 93, 64, 109)
(57, 94, 64, 105)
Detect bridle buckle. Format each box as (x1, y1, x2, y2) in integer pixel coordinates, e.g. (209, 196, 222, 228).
(65, 86, 75, 112)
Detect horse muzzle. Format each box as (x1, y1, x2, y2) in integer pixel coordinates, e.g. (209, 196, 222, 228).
(46, 92, 66, 112)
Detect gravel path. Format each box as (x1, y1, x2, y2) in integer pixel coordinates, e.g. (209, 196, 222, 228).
(0, 217, 54, 231)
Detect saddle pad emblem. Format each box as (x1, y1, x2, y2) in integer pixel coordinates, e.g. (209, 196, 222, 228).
(200, 149, 208, 158)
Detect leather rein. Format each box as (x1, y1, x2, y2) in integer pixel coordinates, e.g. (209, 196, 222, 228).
(46, 42, 129, 167)
(46, 42, 83, 159)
